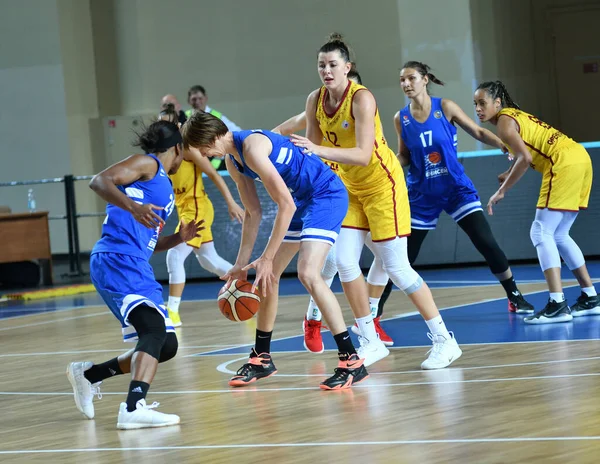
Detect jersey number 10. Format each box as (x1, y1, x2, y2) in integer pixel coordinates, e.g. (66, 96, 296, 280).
(419, 130, 433, 148)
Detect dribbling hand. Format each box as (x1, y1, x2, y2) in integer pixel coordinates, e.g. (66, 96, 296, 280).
(243, 256, 274, 297)
(221, 264, 248, 287)
(132, 203, 165, 229)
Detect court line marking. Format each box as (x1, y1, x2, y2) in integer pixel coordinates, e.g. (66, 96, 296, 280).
(194, 280, 599, 358)
(0, 345, 240, 358)
(216, 354, 600, 376)
(0, 311, 109, 332)
(2, 436, 600, 454)
(1, 371, 599, 396)
(1, 275, 594, 326)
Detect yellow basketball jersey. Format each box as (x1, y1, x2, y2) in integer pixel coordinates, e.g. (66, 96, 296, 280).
(497, 108, 580, 173)
(169, 160, 207, 219)
(315, 81, 398, 193)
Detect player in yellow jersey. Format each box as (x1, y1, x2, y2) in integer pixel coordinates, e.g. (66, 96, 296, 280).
(159, 105, 244, 326)
(273, 69, 395, 353)
(475, 81, 598, 324)
(291, 34, 462, 369)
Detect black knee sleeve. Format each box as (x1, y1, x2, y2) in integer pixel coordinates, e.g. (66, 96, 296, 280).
(458, 211, 509, 274)
(129, 305, 168, 360)
(159, 333, 179, 363)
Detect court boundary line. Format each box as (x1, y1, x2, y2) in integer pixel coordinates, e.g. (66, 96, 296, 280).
(216, 354, 600, 376)
(1, 276, 593, 325)
(190, 281, 593, 358)
(1, 435, 600, 454)
(2, 371, 599, 396)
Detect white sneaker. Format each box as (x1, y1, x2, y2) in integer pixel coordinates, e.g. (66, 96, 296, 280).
(356, 335, 390, 367)
(66, 361, 102, 419)
(117, 399, 180, 430)
(421, 332, 462, 370)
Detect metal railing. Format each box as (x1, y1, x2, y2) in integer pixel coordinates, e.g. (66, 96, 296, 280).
(0, 174, 104, 278)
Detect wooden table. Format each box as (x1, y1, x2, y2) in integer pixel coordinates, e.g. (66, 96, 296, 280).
(0, 212, 53, 285)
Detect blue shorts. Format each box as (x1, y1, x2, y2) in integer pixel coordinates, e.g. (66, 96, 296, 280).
(90, 252, 174, 342)
(409, 184, 482, 230)
(284, 176, 348, 244)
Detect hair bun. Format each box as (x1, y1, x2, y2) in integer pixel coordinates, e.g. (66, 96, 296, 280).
(327, 32, 344, 42)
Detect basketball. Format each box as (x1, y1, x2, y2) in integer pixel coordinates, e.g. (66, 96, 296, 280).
(217, 279, 261, 322)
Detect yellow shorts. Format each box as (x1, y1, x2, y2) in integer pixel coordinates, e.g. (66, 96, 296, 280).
(538, 146, 593, 211)
(175, 195, 214, 247)
(342, 173, 411, 242)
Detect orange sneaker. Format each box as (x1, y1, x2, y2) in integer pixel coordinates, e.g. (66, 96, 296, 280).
(303, 317, 324, 353)
(320, 353, 369, 390)
(228, 350, 277, 387)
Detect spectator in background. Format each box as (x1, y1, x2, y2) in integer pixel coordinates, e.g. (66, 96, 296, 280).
(160, 94, 187, 125)
(185, 85, 242, 170)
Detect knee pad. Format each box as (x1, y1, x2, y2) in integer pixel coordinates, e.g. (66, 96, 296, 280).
(322, 246, 338, 281)
(367, 257, 389, 287)
(194, 243, 233, 276)
(386, 264, 422, 295)
(372, 238, 422, 294)
(336, 256, 362, 282)
(530, 220, 545, 248)
(158, 333, 178, 363)
(167, 244, 192, 284)
(130, 306, 168, 360)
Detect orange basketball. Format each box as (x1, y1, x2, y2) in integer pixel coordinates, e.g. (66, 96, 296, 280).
(217, 279, 261, 322)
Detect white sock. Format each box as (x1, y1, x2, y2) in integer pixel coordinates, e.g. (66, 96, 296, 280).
(582, 286, 597, 297)
(425, 315, 451, 339)
(168, 296, 181, 313)
(369, 297, 380, 318)
(306, 298, 322, 321)
(356, 314, 378, 342)
(549, 292, 565, 303)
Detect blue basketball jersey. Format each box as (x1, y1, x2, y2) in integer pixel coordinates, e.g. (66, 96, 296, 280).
(400, 97, 470, 196)
(92, 154, 176, 261)
(231, 130, 336, 200)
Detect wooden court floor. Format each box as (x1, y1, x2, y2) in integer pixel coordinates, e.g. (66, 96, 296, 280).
(0, 281, 599, 463)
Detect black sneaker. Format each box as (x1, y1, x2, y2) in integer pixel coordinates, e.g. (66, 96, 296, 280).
(524, 299, 572, 324)
(320, 353, 369, 390)
(570, 293, 600, 317)
(508, 292, 535, 314)
(228, 349, 277, 387)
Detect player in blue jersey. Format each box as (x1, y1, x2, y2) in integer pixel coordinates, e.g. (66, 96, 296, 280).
(67, 120, 204, 429)
(182, 111, 369, 390)
(374, 61, 533, 317)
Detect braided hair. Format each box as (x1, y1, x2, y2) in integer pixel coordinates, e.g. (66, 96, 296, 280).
(476, 81, 520, 109)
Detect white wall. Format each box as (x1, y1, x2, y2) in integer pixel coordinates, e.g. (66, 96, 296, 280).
(0, 0, 72, 253)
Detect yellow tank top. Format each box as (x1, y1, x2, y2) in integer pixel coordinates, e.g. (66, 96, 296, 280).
(498, 108, 578, 173)
(315, 81, 398, 192)
(169, 160, 207, 217)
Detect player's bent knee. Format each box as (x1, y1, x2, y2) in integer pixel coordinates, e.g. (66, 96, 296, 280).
(158, 333, 178, 363)
(337, 262, 362, 283)
(529, 220, 545, 248)
(166, 248, 186, 283)
(135, 331, 167, 360)
(386, 264, 422, 295)
(130, 306, 168, 360)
